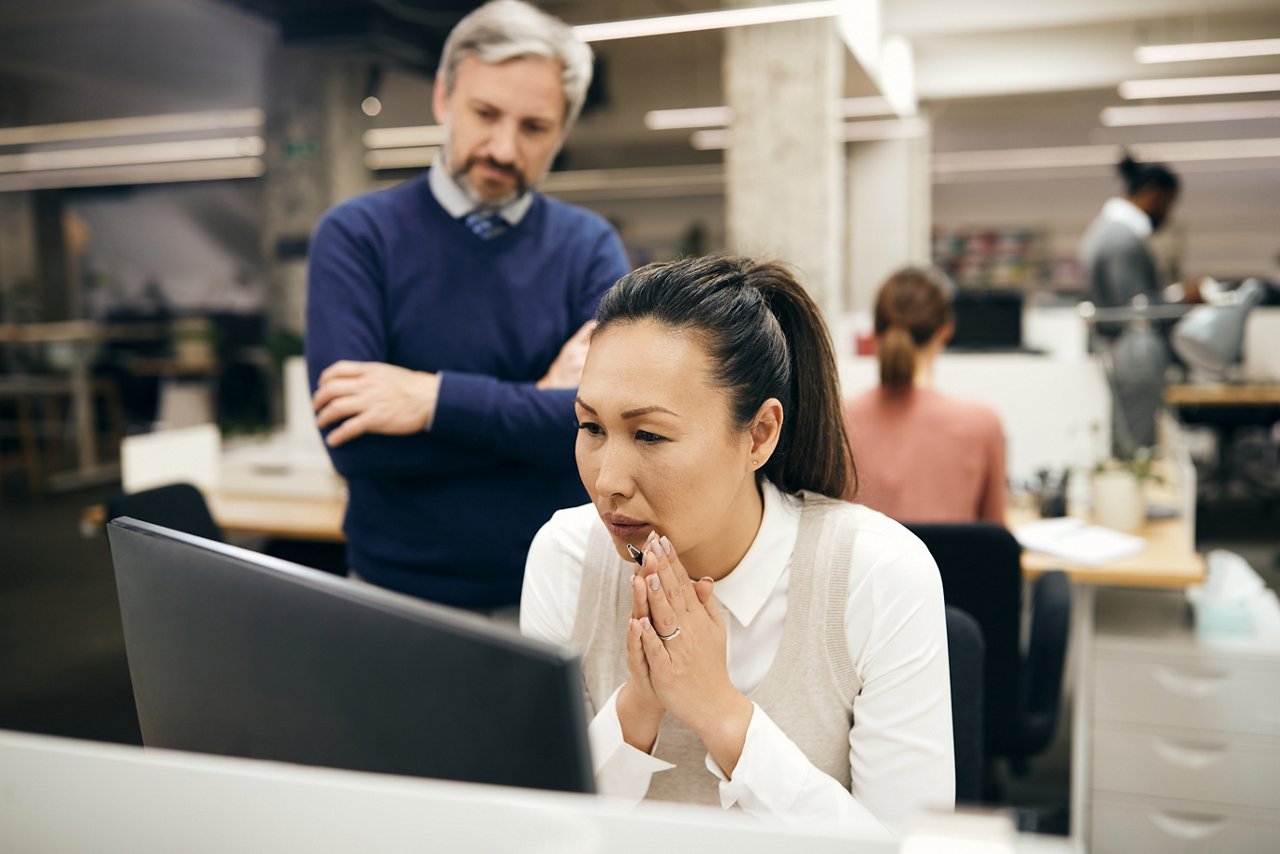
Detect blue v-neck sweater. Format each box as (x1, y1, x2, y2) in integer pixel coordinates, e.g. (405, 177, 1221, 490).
(306, 172, 628, 606)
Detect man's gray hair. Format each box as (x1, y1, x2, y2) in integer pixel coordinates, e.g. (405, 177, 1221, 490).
(438, 0, 594, 130)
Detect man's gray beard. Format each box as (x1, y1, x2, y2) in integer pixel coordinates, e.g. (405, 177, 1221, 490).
(440, 136, 522, 208)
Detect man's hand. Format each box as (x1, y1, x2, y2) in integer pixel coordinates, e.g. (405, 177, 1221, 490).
(536, 321, 596, 390)
(313, 360, 441, 447)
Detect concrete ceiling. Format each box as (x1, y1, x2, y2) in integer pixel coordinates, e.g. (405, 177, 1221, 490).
(0, 1, 1277, 163)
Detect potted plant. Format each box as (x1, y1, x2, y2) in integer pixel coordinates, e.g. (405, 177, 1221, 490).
(1093, 447, 1163, 533)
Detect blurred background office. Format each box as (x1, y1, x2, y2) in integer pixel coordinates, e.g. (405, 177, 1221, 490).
(3, 0, 1279, 844)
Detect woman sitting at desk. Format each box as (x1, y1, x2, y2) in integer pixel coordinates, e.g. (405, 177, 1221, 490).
(842, 267, 1007, 524)
(522, 256, 953, 834)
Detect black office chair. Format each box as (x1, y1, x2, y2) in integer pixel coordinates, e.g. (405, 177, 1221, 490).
(946, 605, 985, 804)
(105, 482, 223, 543)
(908, 523, 1070, 781)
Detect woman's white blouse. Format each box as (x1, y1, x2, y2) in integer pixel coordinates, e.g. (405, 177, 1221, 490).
(521, 483, 954, 837)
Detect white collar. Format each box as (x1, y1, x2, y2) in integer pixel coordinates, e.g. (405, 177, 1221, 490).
(1101, 197, 1153, 240)
(712, 480, 802, 627)
(427, 153, 534, 226)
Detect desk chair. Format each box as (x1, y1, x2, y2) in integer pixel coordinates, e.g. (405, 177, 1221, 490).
(946, 606, 984, 804)
(106, 483, 223, 543)
(908, 523, 1070, 782)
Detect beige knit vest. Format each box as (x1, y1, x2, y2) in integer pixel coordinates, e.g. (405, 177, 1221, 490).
(571, 491, 862, 806)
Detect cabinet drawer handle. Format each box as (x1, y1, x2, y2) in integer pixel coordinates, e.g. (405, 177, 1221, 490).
(1148, 809, 1227, 840)
(1152, 737, 1227, 769)
(1151, 665, 1229, 698)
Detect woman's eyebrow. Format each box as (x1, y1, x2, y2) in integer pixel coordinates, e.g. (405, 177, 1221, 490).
(621, 406, 680, 420)
(576, 398, 680, 420)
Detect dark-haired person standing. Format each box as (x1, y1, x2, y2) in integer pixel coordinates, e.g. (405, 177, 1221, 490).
(1080, 154, 1193, 452)
(521, 256, 953, 836)
(1080, 154, 1182, 320)
(306, 1, 628, 613)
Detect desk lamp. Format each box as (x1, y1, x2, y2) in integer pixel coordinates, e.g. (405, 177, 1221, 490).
(1171, 278, 1266, 379)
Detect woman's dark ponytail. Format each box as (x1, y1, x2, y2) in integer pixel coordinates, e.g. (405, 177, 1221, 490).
(750, 265, 854, 499)
(594, 255, 854, 500)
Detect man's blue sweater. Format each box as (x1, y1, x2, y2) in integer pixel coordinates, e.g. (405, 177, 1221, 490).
(306, 172, 628, 606)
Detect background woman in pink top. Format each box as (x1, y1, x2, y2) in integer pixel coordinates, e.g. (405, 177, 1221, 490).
(842, 267, 1007, 524)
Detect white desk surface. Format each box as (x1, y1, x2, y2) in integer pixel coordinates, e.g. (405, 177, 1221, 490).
(0, 729, 1075, 854)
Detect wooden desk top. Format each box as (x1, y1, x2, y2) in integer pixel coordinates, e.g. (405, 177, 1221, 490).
(1009, 505, 1204, 589)
(1165, 383, 1280, 406)
(84, 489, 347, 543)
(208, 491, 346, 542)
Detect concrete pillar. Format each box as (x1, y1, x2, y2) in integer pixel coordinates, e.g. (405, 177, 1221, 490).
(724, 8, 844, 321)
(846, 121, 932, 314)
(261, 47, 372, 335)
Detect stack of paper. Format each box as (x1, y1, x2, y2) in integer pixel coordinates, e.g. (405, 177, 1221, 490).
(1014, 518, 1145, 566)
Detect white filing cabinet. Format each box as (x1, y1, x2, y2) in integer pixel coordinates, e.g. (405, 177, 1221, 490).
(1089, 588, 1280, 853)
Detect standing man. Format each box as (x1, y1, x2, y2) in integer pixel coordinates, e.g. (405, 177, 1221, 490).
(307, 0, 628, 612)
(1080, 153, 1188, 454)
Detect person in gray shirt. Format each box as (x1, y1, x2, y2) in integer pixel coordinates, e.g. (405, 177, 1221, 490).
(1079, 155, 1184, 454)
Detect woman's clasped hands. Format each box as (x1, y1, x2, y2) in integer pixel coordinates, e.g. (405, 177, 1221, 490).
(616, 530, 754, 775)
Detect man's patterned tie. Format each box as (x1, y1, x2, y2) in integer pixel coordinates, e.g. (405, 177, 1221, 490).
(463, 210, 508, 240)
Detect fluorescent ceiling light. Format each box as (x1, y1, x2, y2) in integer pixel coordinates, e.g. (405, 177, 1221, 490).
(573, 1, 840, 42)
(646, 97, 892, 131)
(0, 109, 263, 147)
(1136, 38, 1280, 64)
(362, 125, 446, 150)
(364, 146, 440, 171)
(644, 106, 734, 131)
(842, 117, 927, 141)
(0, 137, 265, 174)
(841, 96, 894, 118)
(1119, 73, 1280, 99)
(0, 158, 265, 192)
(692, 117, 927, 150)
(1101, 100, 1280, 126)
(933, 137, 1280, 176)
(690, 128, 730, 151)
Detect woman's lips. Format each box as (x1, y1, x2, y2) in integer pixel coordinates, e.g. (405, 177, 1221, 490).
(603, 513, 649, 540)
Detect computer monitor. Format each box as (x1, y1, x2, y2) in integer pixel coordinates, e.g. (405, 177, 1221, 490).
(106, 517, 594, 794)
(948, 289, 1024, 351)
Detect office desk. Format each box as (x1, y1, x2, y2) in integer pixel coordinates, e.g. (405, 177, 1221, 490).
(1164, 382, 1280, 407)
(83, 483, 347, 542)
(0, 729, 1075, 853)
(1009, 506, 1203, 588)
(1008, 504, 1205, 846)
(207, 490, 346, 541)
(0, 321, 164, 490)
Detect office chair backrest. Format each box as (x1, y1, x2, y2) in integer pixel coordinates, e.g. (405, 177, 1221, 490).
(1017, 568, 1070, 760)
(908, 523, 1022, 760)
(106, 483, 223, 544)
(945, 606, 984, 804)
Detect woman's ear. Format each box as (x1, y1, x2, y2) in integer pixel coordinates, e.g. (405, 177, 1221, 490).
(748, 398, 784, 468)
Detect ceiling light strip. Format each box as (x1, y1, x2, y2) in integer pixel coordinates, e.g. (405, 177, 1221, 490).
(0, 109, 264, 147)
(1101, 100, 1280, 126)
(646, 97, 893, 132)
(573, 1, 839, 43)
(362, 125, 447, 150)
(0, 158, 266, 192)
(0, 137, 265, 175)
(933, 138, 1280, 175)
(363, 147, 440, 171)
(1119, 73, 1280, 100)
(1136, 38, 1280, 64)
